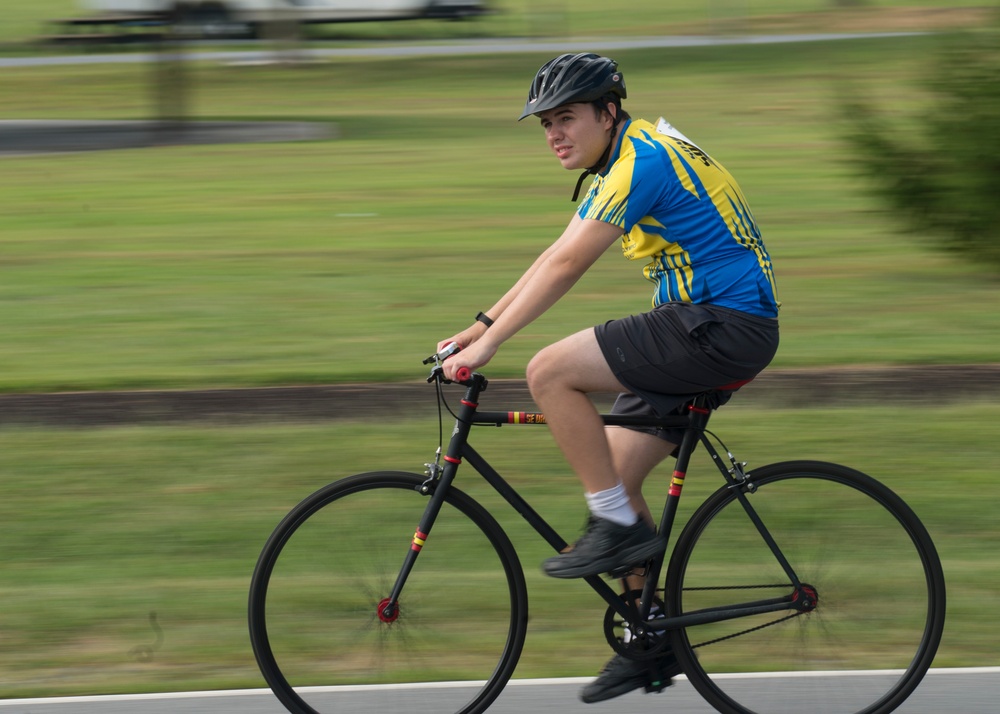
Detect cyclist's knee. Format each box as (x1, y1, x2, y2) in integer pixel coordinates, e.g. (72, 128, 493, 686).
(527, 333, 613, 399)
(526, 347, 560, 396)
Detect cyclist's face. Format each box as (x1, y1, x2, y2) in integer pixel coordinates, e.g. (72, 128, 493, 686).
(538, 103, 615, 170)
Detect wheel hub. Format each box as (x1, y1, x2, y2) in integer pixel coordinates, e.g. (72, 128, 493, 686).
(377, 597, 399, 623)
(793, 584, 819, 612)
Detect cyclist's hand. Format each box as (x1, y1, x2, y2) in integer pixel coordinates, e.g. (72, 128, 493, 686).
(442, 338, 497, 382)
(436, 323, 488, 355)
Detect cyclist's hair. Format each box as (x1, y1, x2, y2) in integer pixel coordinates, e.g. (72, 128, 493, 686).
(591, 93, 631, 125)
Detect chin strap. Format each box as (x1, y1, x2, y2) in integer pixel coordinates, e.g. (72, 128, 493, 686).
(571, 168, 595, 202)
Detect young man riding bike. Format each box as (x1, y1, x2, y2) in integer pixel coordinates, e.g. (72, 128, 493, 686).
(439, 52, 779, 703)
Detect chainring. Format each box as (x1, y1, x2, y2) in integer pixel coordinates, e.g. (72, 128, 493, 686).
(602, 589, 669, 660)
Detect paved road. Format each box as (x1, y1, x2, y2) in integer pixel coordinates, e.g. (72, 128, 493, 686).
(0, 32, 921, 68)
(2, 669, 998, 714)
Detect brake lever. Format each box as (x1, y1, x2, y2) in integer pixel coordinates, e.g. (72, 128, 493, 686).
(423, 341, 461, 366)
(425, 342, 463, 383)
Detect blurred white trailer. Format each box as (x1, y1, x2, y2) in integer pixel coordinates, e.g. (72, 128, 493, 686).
(77, 0, 489, 37)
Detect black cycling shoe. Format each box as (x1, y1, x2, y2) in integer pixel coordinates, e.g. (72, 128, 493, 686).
(579, 652, 681, 704)
(542, 515, 664, 579)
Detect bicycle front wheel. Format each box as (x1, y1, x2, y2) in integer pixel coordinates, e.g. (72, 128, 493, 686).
(666, 461, 945, 714)
(249, 471, 528, 714)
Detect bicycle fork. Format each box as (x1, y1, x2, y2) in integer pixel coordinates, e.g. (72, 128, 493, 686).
(380, 374, 486, 621)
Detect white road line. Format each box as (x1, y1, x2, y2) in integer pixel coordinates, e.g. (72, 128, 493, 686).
(2, 668, 997, 706)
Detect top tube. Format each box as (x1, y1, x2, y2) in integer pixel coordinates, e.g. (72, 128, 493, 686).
(470, 409, 698, 429)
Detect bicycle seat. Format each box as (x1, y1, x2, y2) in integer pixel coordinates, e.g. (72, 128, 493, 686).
(685, 378, 754, 415)
(714, 377, 753, 392)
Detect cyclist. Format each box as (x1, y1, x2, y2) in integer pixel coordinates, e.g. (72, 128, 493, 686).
(438, 52, 779, 703)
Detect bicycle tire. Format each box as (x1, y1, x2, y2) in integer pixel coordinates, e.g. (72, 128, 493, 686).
(249, 471, 529, 714)
(665, 460, 945, 714)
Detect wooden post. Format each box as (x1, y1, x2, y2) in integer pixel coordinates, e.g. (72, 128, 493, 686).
(151, 12, 191, 141)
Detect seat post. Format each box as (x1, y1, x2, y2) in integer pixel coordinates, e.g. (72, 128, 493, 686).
(672, 400, 712, 479)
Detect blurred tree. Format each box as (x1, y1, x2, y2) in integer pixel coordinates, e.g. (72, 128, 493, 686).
(841, 12, 1000, 272)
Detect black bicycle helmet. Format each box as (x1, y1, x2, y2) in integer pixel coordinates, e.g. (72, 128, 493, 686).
(519, 53, 627, 121)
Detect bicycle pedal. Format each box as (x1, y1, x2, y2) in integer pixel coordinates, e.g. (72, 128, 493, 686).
(643, 677, 673, 694)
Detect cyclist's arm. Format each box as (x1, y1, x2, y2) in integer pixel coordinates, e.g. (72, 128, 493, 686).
(438, 214, 607, 351)
(441, 217, 622, 379)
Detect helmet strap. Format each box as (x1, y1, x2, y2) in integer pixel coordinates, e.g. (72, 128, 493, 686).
(571, 168, 595, 202)
(570, 112, 621, 202)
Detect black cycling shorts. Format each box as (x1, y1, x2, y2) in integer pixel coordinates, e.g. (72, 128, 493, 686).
(594, 301, 779, 446)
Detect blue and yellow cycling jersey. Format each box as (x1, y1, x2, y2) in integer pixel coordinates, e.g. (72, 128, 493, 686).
(578, 118, 779, 318)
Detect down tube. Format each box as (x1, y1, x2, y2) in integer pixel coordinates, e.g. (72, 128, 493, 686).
(461, 443, 628, 615)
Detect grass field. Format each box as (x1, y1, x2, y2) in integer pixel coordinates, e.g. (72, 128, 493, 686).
(1, 1, 999, 700)
(2, 33, 999, 391)
(1, 402, 998, 697)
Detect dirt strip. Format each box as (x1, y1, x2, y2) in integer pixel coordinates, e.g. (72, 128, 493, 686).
(1, 365, 998, 427)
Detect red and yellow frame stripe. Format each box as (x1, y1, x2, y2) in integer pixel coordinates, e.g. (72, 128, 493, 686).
(669, 470, 686, 497)
(411, 529, 428, 552)
(507, 411, 547, 424)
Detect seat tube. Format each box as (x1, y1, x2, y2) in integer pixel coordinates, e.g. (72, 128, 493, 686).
(658, 405, 709, 534)
(641, 405, 711, 608)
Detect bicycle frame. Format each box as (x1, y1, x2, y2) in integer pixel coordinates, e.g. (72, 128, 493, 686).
(382, 372, 809, 637)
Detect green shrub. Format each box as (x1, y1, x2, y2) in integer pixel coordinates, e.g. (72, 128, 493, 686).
(841, 12, 1000, 271)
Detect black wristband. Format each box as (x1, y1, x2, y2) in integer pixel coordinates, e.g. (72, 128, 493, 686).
(475, 311, 494, 328)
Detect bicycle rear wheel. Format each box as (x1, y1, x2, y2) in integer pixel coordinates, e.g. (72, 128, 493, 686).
(249, 471, 528, 714)
(666, 461, 945, 714)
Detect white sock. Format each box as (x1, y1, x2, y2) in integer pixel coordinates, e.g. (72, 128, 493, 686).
(585, 483, 638, 526)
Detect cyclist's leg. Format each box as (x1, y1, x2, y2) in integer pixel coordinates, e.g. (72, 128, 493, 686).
(525, 327, 630, 495)
(580, 431, 682, 706)
(606, 425, 675, 614)
(606, 425, 676, 528)
(528, 328, 666, 578)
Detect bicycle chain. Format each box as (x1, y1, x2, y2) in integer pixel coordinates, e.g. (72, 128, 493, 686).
(691, 611, 805, 649)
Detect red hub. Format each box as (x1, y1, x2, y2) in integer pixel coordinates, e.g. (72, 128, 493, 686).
(376, 597, 399, 623)
(793, 584, 819, 612)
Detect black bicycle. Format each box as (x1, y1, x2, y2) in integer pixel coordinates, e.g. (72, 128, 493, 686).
(248, 348, 946, 714)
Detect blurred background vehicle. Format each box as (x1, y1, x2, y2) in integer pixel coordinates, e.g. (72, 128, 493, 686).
(76, 0, 490, 39)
